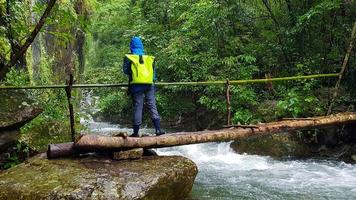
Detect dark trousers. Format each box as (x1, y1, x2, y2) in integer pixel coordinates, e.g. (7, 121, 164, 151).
(131, 86, 160, 126)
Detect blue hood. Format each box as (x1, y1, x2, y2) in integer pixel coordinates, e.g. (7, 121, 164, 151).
(130, 37, 144, 55)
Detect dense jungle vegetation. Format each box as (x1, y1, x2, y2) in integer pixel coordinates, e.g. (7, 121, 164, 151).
(0, 0, 355, 151)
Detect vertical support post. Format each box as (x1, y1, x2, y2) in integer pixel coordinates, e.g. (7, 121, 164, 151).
(65, 74, 76, 141)
(265, 72, 275, 93)
(225, 79, 231, 126)
(327, 22, 356, 115)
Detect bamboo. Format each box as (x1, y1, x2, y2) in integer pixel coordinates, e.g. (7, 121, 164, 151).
(47, 112, 356, 158)
(0, 73, 339, 90)
(225, 79, 231, 126)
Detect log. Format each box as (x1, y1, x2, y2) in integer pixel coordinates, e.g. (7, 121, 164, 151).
(223, 124, 259, 128)
(47, 112, 356, 158)
(47, 142, 75, 159)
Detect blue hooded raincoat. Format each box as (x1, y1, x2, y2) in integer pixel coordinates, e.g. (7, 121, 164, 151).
(123, 37, 156, 93)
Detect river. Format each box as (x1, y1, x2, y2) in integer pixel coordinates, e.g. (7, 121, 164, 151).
(84, 121, 356, 200)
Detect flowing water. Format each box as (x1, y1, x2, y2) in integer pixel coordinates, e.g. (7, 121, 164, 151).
(158, 143, 356, 200)
(82, 120, 356, 200)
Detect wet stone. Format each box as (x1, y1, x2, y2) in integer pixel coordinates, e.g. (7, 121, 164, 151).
(112, 148, 144, 160)
(0, 154, 198, 200)
(231, 132, 314, 158)
(351, 155, 356, 162)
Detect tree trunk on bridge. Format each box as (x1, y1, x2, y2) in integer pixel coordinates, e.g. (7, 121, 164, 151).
(47, 112, 356, 158)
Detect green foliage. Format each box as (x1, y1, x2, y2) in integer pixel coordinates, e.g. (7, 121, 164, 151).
(155, 89, 196, 120)
(199, 93, 225, 112)
(43, 0, 82, 46)
(85, 67, 123, 84)
(97, 91, 129, 119)
(3, 155, 20, 169)
(21, 116, 72, 152)
(86, 0, 132, 70)
(232, 109, 253, 125)
(296, 0, 342, 31)
(276, 87, 323, 118)
(3, 68, 30, 86)
(2, 142, 30, 169)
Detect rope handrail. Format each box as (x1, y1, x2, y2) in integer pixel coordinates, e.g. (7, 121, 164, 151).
(0, 73, 339, 90)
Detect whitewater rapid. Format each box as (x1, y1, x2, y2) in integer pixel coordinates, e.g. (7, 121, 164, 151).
(158, 142, 356, 199)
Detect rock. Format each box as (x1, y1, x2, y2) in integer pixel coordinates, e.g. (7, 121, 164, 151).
(143, 149, 158, 156)
(316, 127, 339, 147)
(112, 148, 143, 160)
(338, 144, 356, 163)
(0, 154, 198, 200)
(351, 155, 356, 162)
(231, 132, 314, 158)
(0, 106, 42, 130)
(0, 91, 42, 152)
(0, 130, 18, 152)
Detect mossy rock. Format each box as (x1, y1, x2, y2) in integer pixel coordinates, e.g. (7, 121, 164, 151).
(0, 91, 42, 152)
(231, 132, 314, 158)
(0, 90, 41, 129)
(0, 154, 198, 200)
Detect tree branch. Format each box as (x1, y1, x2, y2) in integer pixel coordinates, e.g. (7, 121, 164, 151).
(0, 0, 57, 80)
(9, 0, 57, 67)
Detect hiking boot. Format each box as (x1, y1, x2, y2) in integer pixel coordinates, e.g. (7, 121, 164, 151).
(155, 130, 166, 136)
(131, 125, 140, 137)
(153, 119, 165, 136)
(130, 133, 140, 137)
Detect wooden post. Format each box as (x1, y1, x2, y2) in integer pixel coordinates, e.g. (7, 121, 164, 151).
(265, 73, 275, 93)
(225, 79, 231, 126)
(65, 74, 76, 141)
(327, 22, 356, 115)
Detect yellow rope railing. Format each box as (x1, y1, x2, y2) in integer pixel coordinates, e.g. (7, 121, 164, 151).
(0, 73, 339, 90)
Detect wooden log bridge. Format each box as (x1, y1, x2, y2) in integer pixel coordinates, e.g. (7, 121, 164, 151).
(47, 112, 356, 158)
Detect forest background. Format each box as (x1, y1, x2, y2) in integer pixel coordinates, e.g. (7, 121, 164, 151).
(0, 0, 355, 152)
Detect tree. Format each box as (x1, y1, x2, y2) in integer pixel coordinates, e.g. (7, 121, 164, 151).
(0, 0, 57, 80)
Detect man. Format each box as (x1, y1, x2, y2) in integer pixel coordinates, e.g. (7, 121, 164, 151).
(123, 36, 165, 137)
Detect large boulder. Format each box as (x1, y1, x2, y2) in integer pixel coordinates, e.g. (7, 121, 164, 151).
(0, 106, 42, 131)
(0, 90, 42, 152)
(0, 154, 198, 200)
(231, 132, 314, 158)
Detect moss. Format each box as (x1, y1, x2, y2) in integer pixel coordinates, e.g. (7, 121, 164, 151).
(0, 155, 197, 200)
(0, 91, 36, 127)
(0, 155, 95, 199)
